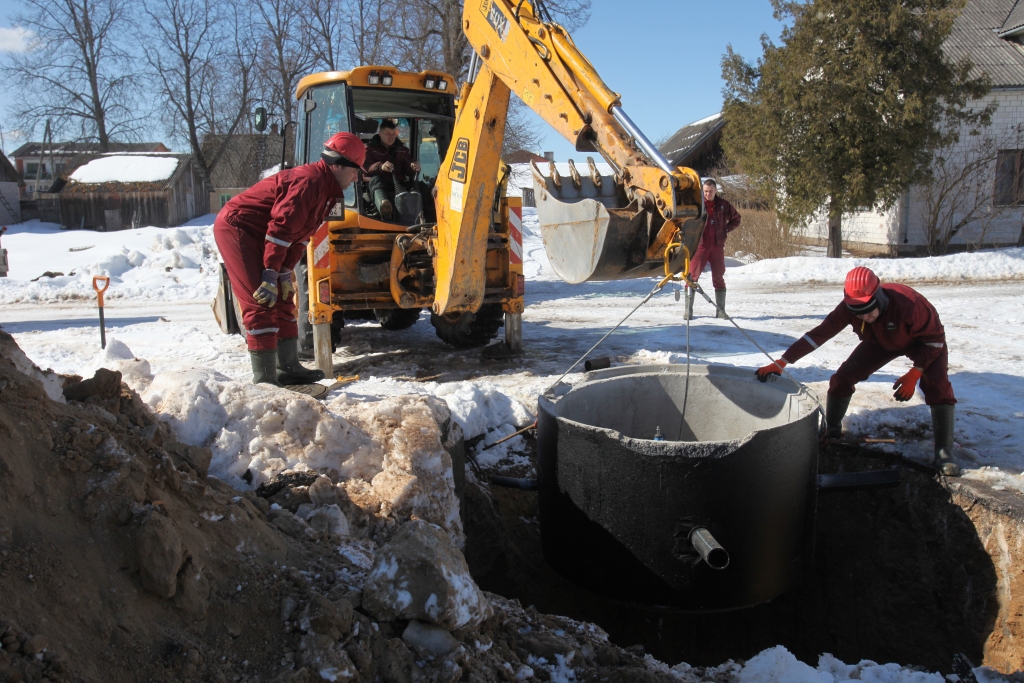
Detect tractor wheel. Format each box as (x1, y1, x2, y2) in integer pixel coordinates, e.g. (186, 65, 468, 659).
(430, 304, 504, 348)
(375, 308, 422, 330)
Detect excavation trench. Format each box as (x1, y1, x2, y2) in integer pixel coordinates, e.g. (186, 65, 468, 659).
(463, 365, 1024, 675)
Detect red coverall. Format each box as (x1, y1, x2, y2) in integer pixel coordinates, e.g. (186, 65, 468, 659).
(362, 134, 417, 191)
(214, 160, 343, 351)
(689, 196, 741, 290)
(781, 284, 955, 405)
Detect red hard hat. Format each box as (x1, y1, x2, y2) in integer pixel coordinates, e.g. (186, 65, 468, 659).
(844, 266, 880, 305)
(322, 132, 366, 169)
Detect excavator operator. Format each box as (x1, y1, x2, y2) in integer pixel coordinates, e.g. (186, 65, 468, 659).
(755, 266, 961, 477)
(214, 132, 365, 387)
(362, 119, 421, 222)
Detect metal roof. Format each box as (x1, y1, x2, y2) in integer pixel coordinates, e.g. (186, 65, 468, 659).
(946, 0, 1024, 87)
(658, 113, 725, 168)
(8, 141, 168, 159)
(999, 0, 1024, 36)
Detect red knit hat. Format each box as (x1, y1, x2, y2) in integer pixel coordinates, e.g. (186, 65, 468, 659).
(322, 132, 365, 169)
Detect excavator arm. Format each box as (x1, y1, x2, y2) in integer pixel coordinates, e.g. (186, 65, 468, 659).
(432, 0, 705, 315)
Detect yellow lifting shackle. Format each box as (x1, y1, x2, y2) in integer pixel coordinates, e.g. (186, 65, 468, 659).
(657, 240, 690, 290)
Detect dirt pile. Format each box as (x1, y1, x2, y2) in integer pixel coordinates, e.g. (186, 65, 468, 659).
(0, 330, 707, 683)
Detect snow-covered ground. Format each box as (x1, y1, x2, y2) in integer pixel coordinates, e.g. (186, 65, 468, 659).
(2, 209, 1023, 677)
(2, 210, 1023, 492)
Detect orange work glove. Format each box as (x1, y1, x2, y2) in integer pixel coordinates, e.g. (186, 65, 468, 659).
(755, 358, 788, 382)
(893, 367, 923, 402)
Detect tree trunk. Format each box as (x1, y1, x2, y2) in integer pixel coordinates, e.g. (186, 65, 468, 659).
(826, 198, 842, 258)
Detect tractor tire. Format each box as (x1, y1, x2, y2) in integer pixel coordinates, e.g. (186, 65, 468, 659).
(430, 304, 504, 348)
(375, 308, 422, 330)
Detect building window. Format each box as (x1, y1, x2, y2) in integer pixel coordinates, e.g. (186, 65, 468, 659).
(995, 149, 1024, 206)
(219, 193, 233, 206)
(25, 162, 38, 180)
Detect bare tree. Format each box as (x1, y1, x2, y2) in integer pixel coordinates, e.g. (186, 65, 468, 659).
(917, 122, 1024, 255)
(1, 0, 144, 149)
(502, 96, 542, 158)
(143, 0, 257, 184)
(251, 0, 315, 128)
(342, 0, 399, 67)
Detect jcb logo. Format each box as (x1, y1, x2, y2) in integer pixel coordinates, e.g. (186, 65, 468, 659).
(448, 138, 471, 182)
(480, 0, 510, 42)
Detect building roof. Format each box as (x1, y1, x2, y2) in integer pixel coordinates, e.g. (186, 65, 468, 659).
(946, 0, 1024, 87)
(61, 153, 192, 193)
(658, 113, 725, 169)
(999, 0, 1024, 36)
(504, 149, 548, 164)
(203, 134, 286, 189)
(0, 154, 23, 186)
(8, 141, 169, 158)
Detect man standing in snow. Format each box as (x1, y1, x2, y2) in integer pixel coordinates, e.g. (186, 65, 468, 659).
(685, 178, 741, 320)
(755, 266, 960, 476)
(362, 119, 420, 221)
(214, 132, 365, 386)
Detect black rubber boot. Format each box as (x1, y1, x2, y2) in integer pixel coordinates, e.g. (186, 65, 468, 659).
(824, 393, 851, 442)
(715, 289, 727, 319)
(931, 404, 961, 477)
(249, 349, 283, 386)
(684, 288, 695, 320)
(277, 337, 326, 384)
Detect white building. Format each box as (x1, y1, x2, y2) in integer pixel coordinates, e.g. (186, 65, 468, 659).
(793, 0, 1024, 255)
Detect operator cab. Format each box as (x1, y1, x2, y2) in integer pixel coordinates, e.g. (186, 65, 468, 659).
(294, 67, 456, 227)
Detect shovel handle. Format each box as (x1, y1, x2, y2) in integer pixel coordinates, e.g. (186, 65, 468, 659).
(92, 275, 110, 307)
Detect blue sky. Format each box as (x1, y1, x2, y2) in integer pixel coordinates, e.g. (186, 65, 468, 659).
(0, 0, 785, 158)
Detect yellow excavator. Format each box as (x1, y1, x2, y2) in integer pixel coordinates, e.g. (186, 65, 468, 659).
(250, 0, 705, 377)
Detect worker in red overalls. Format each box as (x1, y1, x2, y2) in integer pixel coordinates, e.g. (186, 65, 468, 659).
(214, 132, 365, 386)
(685, 178, 741, 320)
(755, 266, 960, 476)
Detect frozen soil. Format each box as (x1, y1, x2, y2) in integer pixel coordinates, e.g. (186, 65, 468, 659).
(4, 328, 1023, 682)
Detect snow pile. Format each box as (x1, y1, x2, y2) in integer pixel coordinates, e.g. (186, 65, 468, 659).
(140, 370, 464, 542)
(649, 645, 992, 682)
(69, 155, 180, 184)
(733, 248, 1024, 286)
(88, 338, 154, 390)
(0, 219, 221, 303)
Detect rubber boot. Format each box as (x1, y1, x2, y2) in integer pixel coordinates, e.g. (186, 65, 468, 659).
(715, 289, 727, 319)
(684, 288, 695, 320)
(277, 337, 326, 385)
(931, 404, 961, 477)
(824, 393, 851, 443)
(249, 349, 283, 386)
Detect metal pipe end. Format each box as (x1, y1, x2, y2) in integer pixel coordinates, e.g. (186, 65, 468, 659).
(584, 356, 611, 372)
(690, 527, 730, 570)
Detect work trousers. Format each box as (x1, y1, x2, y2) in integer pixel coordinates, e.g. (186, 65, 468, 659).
(689, 240, 726, 290)
(214, 217, 298, 351)
(368, 175, 410, 220)
(829, 342, 956, 406)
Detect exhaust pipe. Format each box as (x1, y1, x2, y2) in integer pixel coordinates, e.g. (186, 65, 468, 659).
(690, 527, 730, 570)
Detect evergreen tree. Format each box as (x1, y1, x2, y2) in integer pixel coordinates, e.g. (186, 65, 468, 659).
(721, 0, 991, 257)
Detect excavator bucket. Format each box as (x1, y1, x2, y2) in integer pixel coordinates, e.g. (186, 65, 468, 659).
(532, 160, 703, 284)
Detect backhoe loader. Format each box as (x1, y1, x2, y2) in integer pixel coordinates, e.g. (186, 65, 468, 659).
(217, 0, 705, 378)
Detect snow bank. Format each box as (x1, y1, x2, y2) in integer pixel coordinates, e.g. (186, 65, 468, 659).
(69, 155, 180, 184)
(733, 248, 1024, 285)
(0, 219, 220, 303)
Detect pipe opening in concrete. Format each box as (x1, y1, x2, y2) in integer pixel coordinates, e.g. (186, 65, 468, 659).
(690, 527, 729, 570)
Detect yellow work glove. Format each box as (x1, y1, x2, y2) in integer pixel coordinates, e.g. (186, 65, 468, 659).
(278, 270, 296, 302)
(253, 268, 279, 308)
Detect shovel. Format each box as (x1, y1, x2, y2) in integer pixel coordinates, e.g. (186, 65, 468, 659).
(92, 275, 110, 349)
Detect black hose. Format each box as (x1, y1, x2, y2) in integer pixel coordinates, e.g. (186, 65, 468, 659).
(490, 476, 538, 491)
